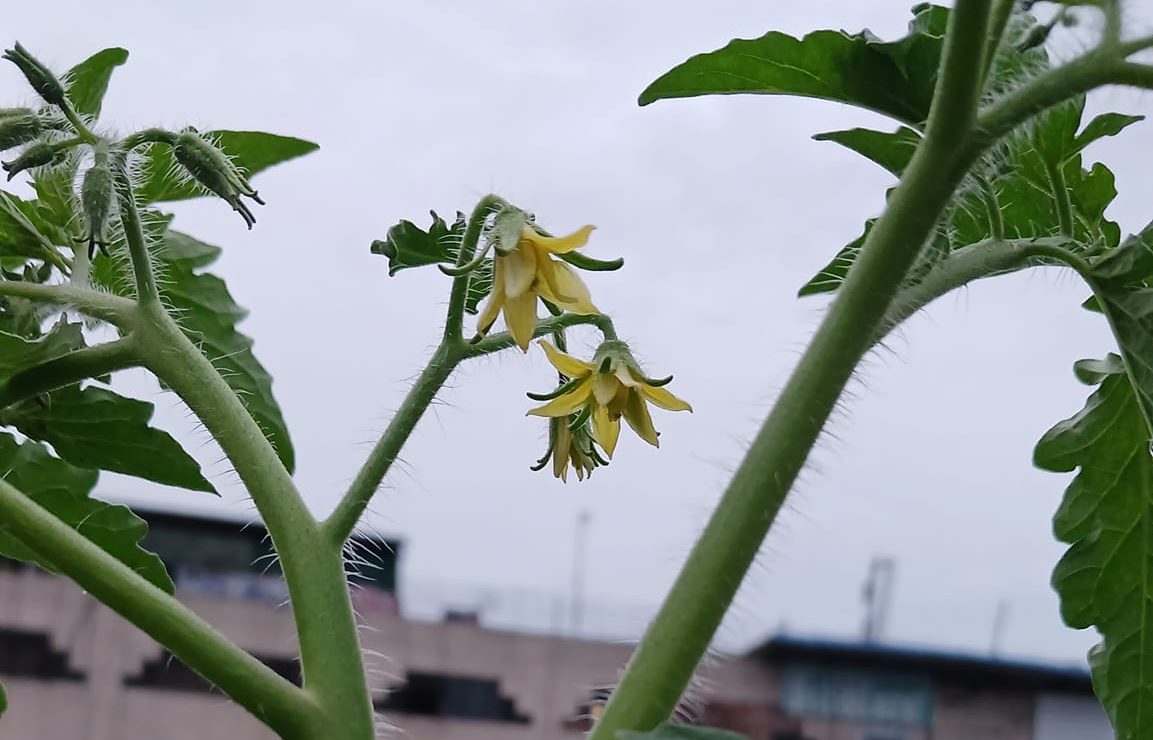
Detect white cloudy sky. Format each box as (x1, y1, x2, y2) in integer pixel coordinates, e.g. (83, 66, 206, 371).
(6, 1, 1153, 664)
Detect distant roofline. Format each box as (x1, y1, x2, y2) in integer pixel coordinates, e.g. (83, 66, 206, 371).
(126, 503, 402, 549)
(750, 635, 1093, 693)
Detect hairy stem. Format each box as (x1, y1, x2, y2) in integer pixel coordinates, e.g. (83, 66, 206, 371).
(0, 337, 141, 410)
(1043, 158, 1073, 237)
(0, 477, 322, 739)
(326, 310, 618, 544)
(0, 281, 135, 325)
(325, 343, 459, 544)
(444, 194, 508, 343)
(136, 306, 375, 739)
(110, 156, 161, 305)
(589, 0, 996, 734)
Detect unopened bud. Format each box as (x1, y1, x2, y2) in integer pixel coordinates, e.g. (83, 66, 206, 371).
(0, 109, 42, 151)
(2, 140, 68, 180)
(2, 43, 66, 107)
(80, 159, 114, 257)
(173, 128, 263, 228)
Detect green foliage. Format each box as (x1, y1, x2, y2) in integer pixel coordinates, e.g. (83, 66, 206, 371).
(151, 230, 296, 470)
(1036, 355, 1153, 737)
(0, 677, 5, 715)
(64, 47, 128, 118)
(135, 130, 318, 205)
(0, 432, 172, 591)
(5, 384, 215, 493)
(638, 4, 948, 124)
(616, 725, 746, 740)
(371, 210, 493, 314)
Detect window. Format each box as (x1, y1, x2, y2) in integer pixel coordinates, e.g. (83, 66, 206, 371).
(0, 628, 84, 680)
(124, 650, 300, 692)
(376, 671, 531, 724)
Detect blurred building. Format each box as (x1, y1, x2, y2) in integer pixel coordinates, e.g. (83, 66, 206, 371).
(0, 508, 1115, 740)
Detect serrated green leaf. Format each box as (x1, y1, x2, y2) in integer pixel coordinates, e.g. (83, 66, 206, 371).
(89, 220, 295, 472)
(616, 725, 746, 740)
(0, 432, 172, 592)
(5, 384, 214, 494)
(371, 210, 492, 314)
(638, 5, 946, 126)
(0, 190, 59, 260)
(158, 230, 294, 471)
(813, 126, 921, 176)
(64, 47, 128, 119)
(135, 130, 319, 205)
(1036, 356, 1153, 738)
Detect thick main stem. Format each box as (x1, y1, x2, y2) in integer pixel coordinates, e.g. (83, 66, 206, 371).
(588, 1, 995, 735)
(0, 478, 321, 739)
(138, 307, 374, 739)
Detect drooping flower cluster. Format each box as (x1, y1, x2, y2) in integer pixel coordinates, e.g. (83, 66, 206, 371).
(527, 340, 691, 480)
(474, 207, 599, 351)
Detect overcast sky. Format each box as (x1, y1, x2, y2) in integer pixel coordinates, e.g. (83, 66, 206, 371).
(7, 1, 1153, 665)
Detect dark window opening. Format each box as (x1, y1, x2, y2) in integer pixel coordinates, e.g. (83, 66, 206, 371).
(376, 671, 531, 724)
(124, 650, 300, 692)
(0, 628, 84, 681)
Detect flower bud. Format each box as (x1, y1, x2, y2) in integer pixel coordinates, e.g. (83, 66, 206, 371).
(2, 43, 66, 107)
(2, 141, 68, 181)
(173, 128, 263, 228)
(81, 159, 114, 257)
(0, 109, 42, 151)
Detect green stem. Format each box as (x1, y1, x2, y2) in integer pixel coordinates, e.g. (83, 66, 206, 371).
(0, 477, 322, 739)
(879, 237, 1065, 339)
(324, 343, 460, 544)
(463, 312, 616, 357)
(136, 306, 375, 739)
(589, 1, 995, 734)
(0, 337, 140, 409)
(0, 281, 135, 325)
(975, 174, 1004, 242)
(118, 128, 178, 151)
(1043, 157, 1073, 237)
(59, 100, 99, 145)
(980, 0, 1017, 86)
(326, 310, 618, 544)
(110, 155, 160, 305)
(444, 194, 508, 343)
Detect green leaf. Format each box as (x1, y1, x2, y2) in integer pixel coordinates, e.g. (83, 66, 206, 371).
(64, 47, 128, 118)
(6, 384, 215, 494)
(157, 230, 295, 470)
(0, 319, 85, 374)
(617, 725, 746, 740)
(813, 126, 921, 176)
(638, 4, 947, 126)
(135, 130, 319, 205)
(1036, 356, 1153, 738)
(1074, 112, 1145, 156)
(0, 678, 6, 714)
(89, 218, 294, 471)
(371, 210, 492, 314)
(0, 432, 172, 592)
(0, 190, 59, 260)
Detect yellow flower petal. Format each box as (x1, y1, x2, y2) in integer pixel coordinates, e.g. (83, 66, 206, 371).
(503, 290, 539, 352)
(554, 423, 572, 482)
(474, 261, 506, 337)
(623, 390, 660, 447)
(592, 372, 620, 407)
(527, 379, 593, 417)
(539, 262, 598, 315)
(539, 340, 594, 378)
(640, 384, 693, 412)
(592, 404, 620, 458)
(521, 224, 595, 255)
(501, 243, 537, 299)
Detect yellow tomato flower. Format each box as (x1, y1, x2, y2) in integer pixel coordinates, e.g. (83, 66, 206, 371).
(475, 221, 600, 351)
(531, 414, 607, 483)
(526, 340, 692, 458)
